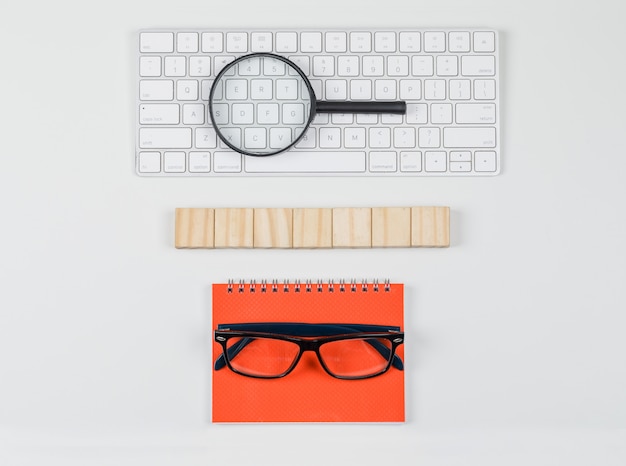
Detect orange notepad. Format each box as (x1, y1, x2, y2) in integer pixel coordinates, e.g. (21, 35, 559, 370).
(212, 281, 405, 423)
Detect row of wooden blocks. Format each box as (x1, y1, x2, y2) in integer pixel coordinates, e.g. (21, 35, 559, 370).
(175, 206, 450, 249)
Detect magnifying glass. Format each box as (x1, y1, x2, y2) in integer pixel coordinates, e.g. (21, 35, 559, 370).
(208, 53, 407, 157)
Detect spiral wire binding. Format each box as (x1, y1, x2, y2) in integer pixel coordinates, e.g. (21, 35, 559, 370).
(224, 279, 392, 292)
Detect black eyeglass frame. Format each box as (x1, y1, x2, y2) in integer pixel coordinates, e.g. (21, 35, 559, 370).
(214, 322, 404, 380)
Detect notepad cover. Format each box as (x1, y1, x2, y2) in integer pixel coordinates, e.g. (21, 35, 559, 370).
(212, 281, 405, 423)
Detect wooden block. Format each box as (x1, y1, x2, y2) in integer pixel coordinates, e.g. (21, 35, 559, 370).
(214, 208, 254, 248)
(253, 208, 293, 248)
(175, 208, 214, 248)
(411, 206, 450, 247)
(372, 207, 411, 247)
(332, 208, 372, 248)
(293, 208, 332, 248)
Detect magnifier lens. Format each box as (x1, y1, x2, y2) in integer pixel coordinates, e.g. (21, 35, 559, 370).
(209, 55, 313, 156)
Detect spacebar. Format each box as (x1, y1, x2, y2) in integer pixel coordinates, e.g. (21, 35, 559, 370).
(244, 151, 366, 173)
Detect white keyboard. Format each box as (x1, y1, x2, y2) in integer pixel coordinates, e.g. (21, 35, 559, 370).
(136, 29, 500, 176)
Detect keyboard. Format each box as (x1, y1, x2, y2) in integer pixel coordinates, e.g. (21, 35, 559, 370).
(136, 29, 500, 176)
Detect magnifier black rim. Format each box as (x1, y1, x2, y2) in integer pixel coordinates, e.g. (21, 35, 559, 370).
(208, 52, 317, 157)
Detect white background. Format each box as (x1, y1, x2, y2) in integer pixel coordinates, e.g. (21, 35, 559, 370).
(1, 0, 625, 464)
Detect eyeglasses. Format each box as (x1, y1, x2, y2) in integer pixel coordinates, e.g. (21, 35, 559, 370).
(214, 322, 404, 380)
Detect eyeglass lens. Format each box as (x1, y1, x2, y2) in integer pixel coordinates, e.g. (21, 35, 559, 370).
(224, 336, 393, 378)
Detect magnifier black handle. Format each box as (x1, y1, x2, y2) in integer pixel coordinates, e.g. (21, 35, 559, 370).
(315, 100, 406, 114)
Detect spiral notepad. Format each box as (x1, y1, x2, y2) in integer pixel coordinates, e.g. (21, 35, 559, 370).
(212, 280, 405, 423)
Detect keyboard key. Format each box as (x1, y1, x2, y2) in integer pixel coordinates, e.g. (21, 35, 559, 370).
(455, 103, 496, 124)
(369, 152, 397, 172)
(232, 103, 254, 124)
(139, 128, 192, 149)
(381, 114, 402, 124)
(219, 128, 242, 148)
(238, 57, 261, 75)
(363, 56, 384, 76)
(195, 128, 217, 148)
(325, 32, 347, 52)
(443, 127, 496, 148)
(399, 80, 421, 100)
(337, 56, 359, 76)
(393, 128, 416, 148)
(257, 103, 279, 124)
(369, 128, 391, 148)
(139, 104, 179, 124)
(450, 161, 471, 172)
(138, 151, 161, 172)
(139, 56, 161, 77)
(431, 103, 453, 124)
(436, 56, 458, 76)
(140, 32, 173, 53)
(424, 32, 445, 52)
(418, 127, 441, 148)
(189, 56, 211, 76)
(276, 32, 298, 52)
(295, 127, 316, 148)
(244, 128, 267, 149)
(400, 151, 422, 172)
(263, 58, 286, 76)
(300, 32, 322, 52)
(424, 151, 447, 172)
(205, 79, 219, 100)
(448, 31, 470, 52)
(164, 56, 185, 77)
(450, 151, 472, 161)
(350, 80, 372, 100)
(139, 80, 174, 100)
(288, 56, 310, 75)
(245, 151, 366, 173)
(319, 128, 341, 148)
(424, 79, 446, 100)
(177, 80, 198, 100)
(312, 56, 334, 76)
(474, 79, 496, 100)
(202, 32, 223, 52)
(412, 56, 434, 76)
(399, 32, 420, 52)
(214, 56, 236, 75)
(461, 56, 496, 76)
(449, 79, 471, 100)
(474, 151, 497, 172)
(387, 56, 409, 76)
(211, 103, 228, 124)
(325, 80, 347, 100)
(164, 151, 186, 172)
(226, 32, 248, 53)
(344, 128, 366, 148)
(214, 152, 242, 172)
(250, 79, 273, 99)
(332, 114, 353, 125)
(474, 31, 495, 52)
(374, 32, 396, 52)
(375, 80, 397, 99)
(225, 79, 248, 100)
(276, 79, 299, 99)
(406, 103, 428, 124)
(349, 32, 372, 52)
(250, 32, 272, 52)
(189, 152, 211, 172)
(177, 32, 199, 53)
(282, 104, 305, 124)
(270, 128, 293, 148)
